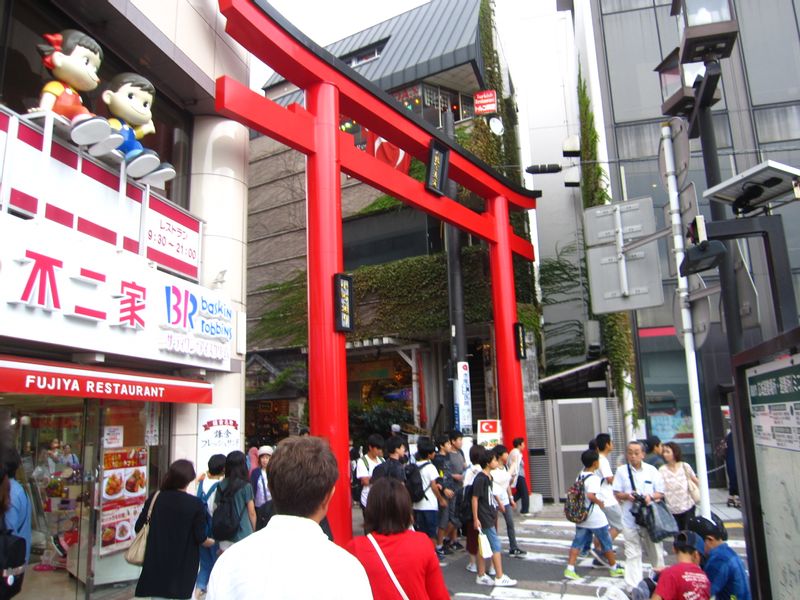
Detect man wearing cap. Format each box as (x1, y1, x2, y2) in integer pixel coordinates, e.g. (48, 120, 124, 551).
(688, 516, 751, 600)
(250, 445, 273, 511)
(650, 531, 710, 600)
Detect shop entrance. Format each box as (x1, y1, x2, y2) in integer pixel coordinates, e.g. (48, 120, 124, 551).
(1, 395, 169, 600)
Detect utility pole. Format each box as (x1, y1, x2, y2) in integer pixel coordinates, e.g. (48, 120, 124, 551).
(662, 123, 712, 518)
(443, 110, 471, 434)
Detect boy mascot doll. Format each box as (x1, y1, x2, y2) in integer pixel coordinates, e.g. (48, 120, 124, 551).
(35, 30, 122, 155)
(101, 73, 175, 185)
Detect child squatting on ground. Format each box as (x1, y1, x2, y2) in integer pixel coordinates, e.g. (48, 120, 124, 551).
(564, 449, 625, 580)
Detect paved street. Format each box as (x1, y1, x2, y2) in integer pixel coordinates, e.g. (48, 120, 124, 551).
(429, 489, 746, 599)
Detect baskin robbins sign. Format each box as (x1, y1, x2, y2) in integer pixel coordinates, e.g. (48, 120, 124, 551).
(0, 216, 235, 371)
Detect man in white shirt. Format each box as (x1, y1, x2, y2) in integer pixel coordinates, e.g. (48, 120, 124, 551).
(612, 440, 666, 590)
(355, 433, 384, 509)
(207, 436, 373, 600)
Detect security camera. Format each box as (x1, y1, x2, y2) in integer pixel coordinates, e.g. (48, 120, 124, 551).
(703, 160, 800, 214)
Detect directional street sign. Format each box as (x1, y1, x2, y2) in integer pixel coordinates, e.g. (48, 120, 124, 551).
(659, 116, 690, 190)
(587, 241, 664, 314)
(584, 197, 664, 314)
(664, 182, 700, 277)
(672, 274, 712, 349)
(584, 197, 656, 248)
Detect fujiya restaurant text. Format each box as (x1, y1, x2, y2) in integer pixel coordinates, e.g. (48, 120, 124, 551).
(24, 374, 166, 399)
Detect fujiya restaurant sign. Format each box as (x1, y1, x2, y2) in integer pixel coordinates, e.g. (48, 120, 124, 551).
(0, 218, 235, 371)
(0, 356, 213, 404)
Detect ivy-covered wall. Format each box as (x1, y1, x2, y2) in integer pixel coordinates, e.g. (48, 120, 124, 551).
(577, 72, 637, 407)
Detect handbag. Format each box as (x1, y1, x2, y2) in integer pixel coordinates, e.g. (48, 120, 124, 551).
(683, 463, 701, 504)
(124, 490, 159, 566)
(367, 533, 410, 600)
(646, 500, 679, 542)
(477, 529, 494, 559)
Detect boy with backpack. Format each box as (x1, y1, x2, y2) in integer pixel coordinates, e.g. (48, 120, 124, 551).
(564, 449, 625, 580)
(196, 453, 225, 596)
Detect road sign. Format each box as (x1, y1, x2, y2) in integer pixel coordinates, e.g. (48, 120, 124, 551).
(664, 182, 700, 276)
(720, 244, 760, 331)
(672, 274, 712, 349)
(584, 197, 656, 248)
(659, 117, 690, 190)
(587, 241, 664, 314)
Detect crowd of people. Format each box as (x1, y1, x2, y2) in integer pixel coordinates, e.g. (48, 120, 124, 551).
(0, 424, 752, 600)
(560, 432, 751, 600)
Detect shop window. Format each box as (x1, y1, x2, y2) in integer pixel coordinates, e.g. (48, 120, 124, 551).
(0, 0, 191, 207)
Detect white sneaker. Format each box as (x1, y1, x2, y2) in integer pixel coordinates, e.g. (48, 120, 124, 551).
(475, 574, 494, 586)
(494, 574, 518, 587)
(465, 563, 477, 573)
(488, 566, 496, 576)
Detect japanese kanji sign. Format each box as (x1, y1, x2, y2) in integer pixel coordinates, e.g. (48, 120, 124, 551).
(0, 218, 235, 370)
(197, 407, 241, 474)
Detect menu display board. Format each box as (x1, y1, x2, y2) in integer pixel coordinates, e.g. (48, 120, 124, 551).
(100, 447, 148, 556)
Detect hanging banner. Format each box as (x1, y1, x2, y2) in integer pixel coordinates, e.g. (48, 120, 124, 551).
(453, 361, 473, 435)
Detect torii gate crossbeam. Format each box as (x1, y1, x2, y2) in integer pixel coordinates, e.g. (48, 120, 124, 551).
(217, 0, 537, 544)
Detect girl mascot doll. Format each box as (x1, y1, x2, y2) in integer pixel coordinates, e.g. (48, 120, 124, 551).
(101, 72, 175, 185)
(35, 30, 122, 155)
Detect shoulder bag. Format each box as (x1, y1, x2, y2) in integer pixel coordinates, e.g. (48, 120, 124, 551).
(683, 463, 701, 504)
(367, 533, 410, 600)
(125, 490, 159, 566)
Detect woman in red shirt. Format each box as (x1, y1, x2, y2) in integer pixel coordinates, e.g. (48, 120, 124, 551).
(347, 477, 450, 600)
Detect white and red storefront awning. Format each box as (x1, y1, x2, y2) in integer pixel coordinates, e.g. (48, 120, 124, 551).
(0, 355, 212, 404)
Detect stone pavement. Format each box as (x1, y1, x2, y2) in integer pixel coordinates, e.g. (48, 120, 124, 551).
(350, 488, 745, 599)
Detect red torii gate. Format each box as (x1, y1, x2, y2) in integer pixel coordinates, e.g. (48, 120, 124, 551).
(216, 0, 537, 543)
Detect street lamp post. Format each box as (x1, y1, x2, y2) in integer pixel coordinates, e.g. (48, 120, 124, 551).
(656, 0, 740, 513)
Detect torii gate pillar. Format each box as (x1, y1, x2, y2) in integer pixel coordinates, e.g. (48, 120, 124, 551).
(305, 81, 352, 541)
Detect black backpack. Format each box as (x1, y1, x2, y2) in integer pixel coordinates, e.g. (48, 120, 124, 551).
(0, 514, 26, 600)
(211, 480, 243, 541)
(404, 461, 430, 503)
(459, 483, 474, 524)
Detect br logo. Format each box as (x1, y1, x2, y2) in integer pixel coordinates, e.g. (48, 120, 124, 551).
(165, 285, 197, 329)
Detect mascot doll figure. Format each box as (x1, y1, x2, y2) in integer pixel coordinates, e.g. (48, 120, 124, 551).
(101, 73, 176, 185)
(35, 29, 122, 154)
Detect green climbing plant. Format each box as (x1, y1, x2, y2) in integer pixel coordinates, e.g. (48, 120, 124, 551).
(578, 70, 637, 409)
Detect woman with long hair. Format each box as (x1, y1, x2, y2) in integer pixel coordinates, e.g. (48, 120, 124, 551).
(659, 441, 700, 530)
(134, 459, 214, 600)
(346, 477, 449, 600)
(214, 450, 256, 550)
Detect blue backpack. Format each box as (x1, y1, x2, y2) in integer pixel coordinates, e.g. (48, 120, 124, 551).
(197, 479, 219, 536)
